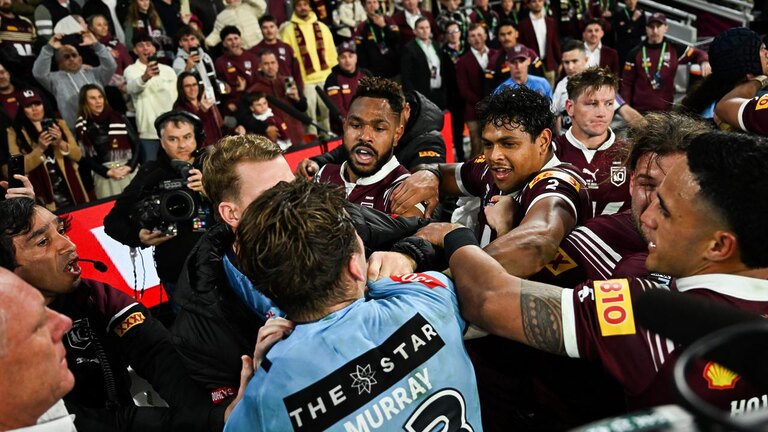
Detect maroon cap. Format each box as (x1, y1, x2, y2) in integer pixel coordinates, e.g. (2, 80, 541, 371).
(19, 88, 43, 107)
(647, 12, 666, 25)
(505, 43, 531, 61)
(337, 41, 356, 54)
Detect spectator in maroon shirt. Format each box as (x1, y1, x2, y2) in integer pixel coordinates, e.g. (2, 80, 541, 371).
(620, 13, 710, 113)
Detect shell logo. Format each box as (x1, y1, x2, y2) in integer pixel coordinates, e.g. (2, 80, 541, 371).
(703, 361, 741, 390)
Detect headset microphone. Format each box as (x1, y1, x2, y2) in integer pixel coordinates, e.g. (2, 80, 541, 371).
(78, 258, 108, 273)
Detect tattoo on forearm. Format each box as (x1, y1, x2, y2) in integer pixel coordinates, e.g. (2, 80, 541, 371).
(520, 282, 566, 355)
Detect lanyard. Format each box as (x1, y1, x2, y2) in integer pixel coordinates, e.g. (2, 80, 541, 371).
(367, 22, 384, 44)
(642, 41, 666, 76)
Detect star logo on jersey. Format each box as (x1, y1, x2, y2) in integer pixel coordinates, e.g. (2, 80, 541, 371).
(703, 361, 740, 390)
(350, 364, 377, 394)
(610, 166, 627, 187)
(544, 248, 577, 276)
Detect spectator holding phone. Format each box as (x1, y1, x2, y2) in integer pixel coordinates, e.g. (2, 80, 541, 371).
(172, 25, 219, 104)
(173, 72, 223, 148)
(32, 31, 117, 131)
(124, 33, 177, 162)
(5, 89, 89, 211)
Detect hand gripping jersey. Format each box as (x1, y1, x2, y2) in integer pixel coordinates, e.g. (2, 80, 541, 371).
(553, 130, 631, 217)
(224, 272, 482, 432)
(456, 154, 591, 246)
(532, 210, 647, 287)
(562, 274, 768, 412)
(315, 156, 413, 214)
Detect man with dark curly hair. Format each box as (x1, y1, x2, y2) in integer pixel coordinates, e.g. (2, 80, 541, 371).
(413, 85, 590, 278)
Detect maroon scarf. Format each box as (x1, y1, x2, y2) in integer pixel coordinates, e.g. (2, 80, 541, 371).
(293, 22, 329, 74)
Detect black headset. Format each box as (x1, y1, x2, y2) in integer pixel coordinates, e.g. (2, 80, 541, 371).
(154, 110, 206, 146)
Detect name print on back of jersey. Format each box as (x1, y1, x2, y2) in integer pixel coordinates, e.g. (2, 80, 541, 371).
(283, 313, 457, 431)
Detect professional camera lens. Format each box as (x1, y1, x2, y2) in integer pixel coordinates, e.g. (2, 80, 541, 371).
(160, 190, 196, 222)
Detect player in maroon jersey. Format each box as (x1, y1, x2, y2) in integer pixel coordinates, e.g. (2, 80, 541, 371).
(463, 111, 707, 431)
(536, 111, 707, 287)
(315, 77, 424, 216)
(430, 129, 768, 414)
(554, 67, 632, 217)
(421, 86, 591, 278)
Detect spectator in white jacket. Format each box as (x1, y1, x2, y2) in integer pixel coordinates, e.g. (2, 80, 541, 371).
(334, 0, 367, 39)
(204, 0, 266, 50)
(124, 33, 177, 162)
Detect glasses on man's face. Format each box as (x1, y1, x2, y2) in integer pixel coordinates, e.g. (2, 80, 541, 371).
(63, 52, 80, 60)
(447, 29, 460, 35)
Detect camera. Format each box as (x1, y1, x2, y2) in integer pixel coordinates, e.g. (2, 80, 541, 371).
(131, 160, 210, 236)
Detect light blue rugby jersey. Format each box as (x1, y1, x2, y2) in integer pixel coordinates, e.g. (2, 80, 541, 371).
(225, 271, 482, 432)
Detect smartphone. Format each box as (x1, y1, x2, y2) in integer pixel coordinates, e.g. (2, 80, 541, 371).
(148, 54, 158, 67)
(190, 48, 199, 57)
(284, 76, 295, 91)
(204, 85, 215, 101)
(41, 118, 55, 131)
(7, 154, 24, 188)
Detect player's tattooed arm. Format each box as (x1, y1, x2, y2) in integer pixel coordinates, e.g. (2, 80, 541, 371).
(520, 280, 566, 356)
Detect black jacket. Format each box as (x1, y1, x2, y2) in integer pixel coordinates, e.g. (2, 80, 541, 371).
(311, 90, 446, 171)
(103, 151, 206, 283)
(171, 206, 430, 404)
(400, 39, 447, 109)
(54, 279, 222, 432)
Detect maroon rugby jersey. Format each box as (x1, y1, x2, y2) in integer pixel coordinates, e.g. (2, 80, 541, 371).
(314, 156, 411, 214)
(0, 14, 36, 76)
(457, 154, 590, 246)
(554, 130, 631, 218)
(737, 93, 768, 136)
(214, 51, 260, 108)
(562, 275, 768, 412)
(532, 210, 647, 288)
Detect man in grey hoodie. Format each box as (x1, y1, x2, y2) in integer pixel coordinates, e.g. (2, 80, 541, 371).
(32, 31, 116, 130)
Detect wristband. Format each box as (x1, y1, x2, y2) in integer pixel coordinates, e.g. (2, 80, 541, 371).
(750, 75, 768, 90)
(443, 227, 478, 262)
(417, 165, 442, 183)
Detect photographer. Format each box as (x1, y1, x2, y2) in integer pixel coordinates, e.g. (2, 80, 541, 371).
(104, 111, 209, 305)
(6, 89, 89, 211)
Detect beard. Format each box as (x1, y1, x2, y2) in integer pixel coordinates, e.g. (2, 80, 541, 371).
(347, 142, 395, 179)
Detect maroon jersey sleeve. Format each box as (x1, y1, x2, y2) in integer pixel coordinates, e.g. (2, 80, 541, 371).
(738, 94, 768, 136)
(457, 155, 492, 198)
(518, 166, 591, 224)
(562, 278, 667, 396)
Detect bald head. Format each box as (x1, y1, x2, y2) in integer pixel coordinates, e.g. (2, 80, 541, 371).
(56, 45, 83, 73)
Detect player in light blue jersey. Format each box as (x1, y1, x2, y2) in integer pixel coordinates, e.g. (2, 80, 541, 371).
(225, 179, 482, 432)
